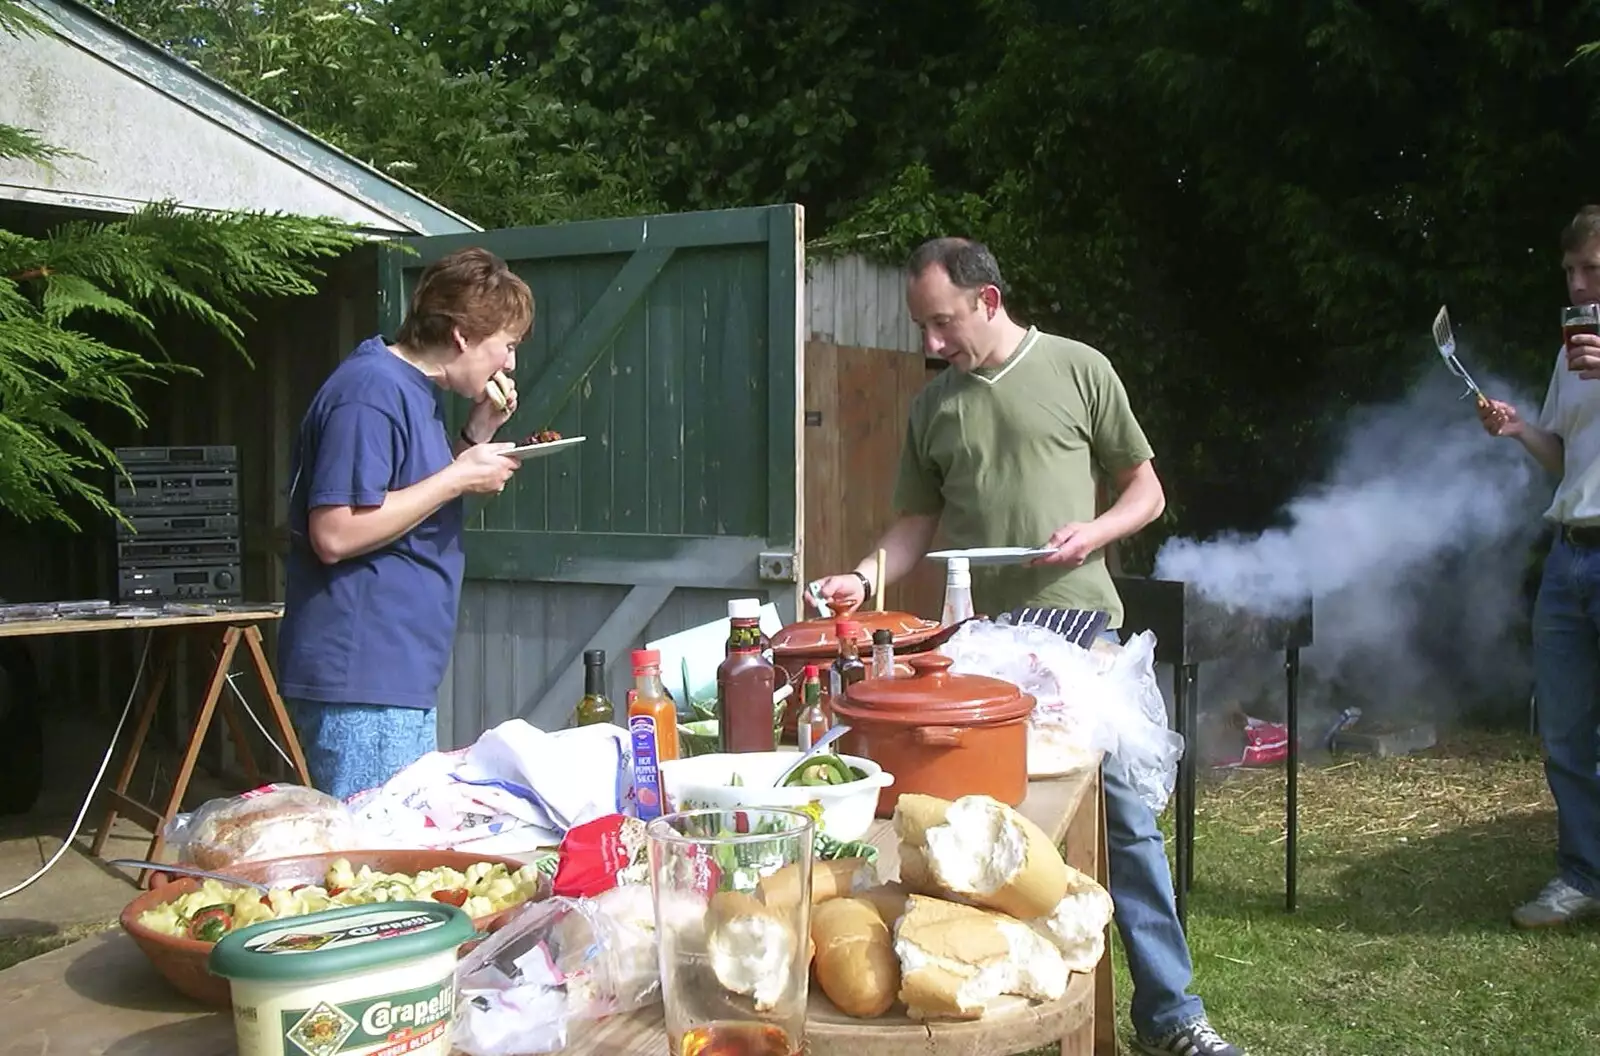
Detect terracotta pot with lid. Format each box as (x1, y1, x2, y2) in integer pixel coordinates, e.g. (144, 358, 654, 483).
(833, 652, 1034, 816)
(769, 608, 944, 735)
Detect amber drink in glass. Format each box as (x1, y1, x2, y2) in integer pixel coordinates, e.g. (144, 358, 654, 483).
(647, 808, 815, 1056)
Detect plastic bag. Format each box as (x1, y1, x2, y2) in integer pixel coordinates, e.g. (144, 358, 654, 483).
(1104, 631, 1187, 813)
(551, 814, 649, 898)
(163, 783, 361, 871)
(942, 622, 1184, 813)
(453, 886, 663, 1056)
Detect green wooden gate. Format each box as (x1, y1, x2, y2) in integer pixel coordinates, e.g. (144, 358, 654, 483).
(378, 205, 805, 741)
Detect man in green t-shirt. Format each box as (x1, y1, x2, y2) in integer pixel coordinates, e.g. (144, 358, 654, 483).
(812, 238, 1240, 1056)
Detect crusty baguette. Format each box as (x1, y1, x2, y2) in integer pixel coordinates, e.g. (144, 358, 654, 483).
(856, 881, 910, 927)
(892, 793, 952, 848)
(903, 794, 1070, 921)
(811, 898, 899, 1018)
(706, 891, 796, 1012)
(758, 857, 877, 910)
(1030, 866, 1115, 973)
(893, 894, 1067, 1020)
(898, 963, 984, 1021)
(897, 846, 936, 894)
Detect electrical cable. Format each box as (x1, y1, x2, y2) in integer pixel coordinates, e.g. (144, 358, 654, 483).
(0, 631, 151, 901)
(223, 670, 294, 769)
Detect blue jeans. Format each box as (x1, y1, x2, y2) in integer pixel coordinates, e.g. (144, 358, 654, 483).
(1531, 537, 1600, 896)
(1097, 630, 1206, 1039)
(288, 700, 438, 802)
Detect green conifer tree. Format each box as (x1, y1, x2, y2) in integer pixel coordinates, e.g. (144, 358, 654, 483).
(0, 0, 362, 529)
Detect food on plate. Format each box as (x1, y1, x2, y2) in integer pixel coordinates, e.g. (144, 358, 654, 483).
(484, 370, 512, 412)
(757, 856, 877, 910)
(894, 793, 1069, 920)
(811, 897, 900, 1018)
(175, 784, 356, 872)
(136, 858, 544, 943)
(893, 894, 1067, 1021)
(705, 890, 797, 1011)
(522, 429, 563, 445)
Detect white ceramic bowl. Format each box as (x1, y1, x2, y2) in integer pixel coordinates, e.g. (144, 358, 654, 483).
(658, 751, 893, 843)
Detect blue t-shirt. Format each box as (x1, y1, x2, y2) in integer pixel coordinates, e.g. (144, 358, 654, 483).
(278, 337, 464, 709)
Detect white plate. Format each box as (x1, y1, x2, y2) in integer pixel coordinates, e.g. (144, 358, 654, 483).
(926, 546, 1056, 565)
(504, 435, 586, 460)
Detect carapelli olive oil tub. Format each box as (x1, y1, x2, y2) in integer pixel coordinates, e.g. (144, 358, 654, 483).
(208, 902, 475, 1056)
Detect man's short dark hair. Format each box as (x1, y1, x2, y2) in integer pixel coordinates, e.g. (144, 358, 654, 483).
(1561, 207, 1600, 254)
(906, 237, 1009, 296)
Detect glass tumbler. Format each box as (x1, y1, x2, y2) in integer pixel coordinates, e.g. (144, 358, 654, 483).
(1562, 303, 1600, 366)
(646, 808, 816, 1056)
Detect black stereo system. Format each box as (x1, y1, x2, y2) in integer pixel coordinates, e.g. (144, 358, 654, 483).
(113, 445, 242, 603)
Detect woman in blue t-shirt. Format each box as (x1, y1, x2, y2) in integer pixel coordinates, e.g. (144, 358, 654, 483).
(278, 247, 531, 799)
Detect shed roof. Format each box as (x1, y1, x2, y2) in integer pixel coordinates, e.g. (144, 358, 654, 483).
(0, 0, 479, 236)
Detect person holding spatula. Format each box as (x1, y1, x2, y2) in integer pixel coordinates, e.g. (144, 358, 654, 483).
(1478, 206, 1600, 931)
(811, 238, 1241, 1056)
(278, 247, 531, 800)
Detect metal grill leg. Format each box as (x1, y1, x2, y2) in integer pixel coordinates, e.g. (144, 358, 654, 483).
(1173, 663, 1199, 930)
(1285, 647, 1300, 913)
(1183, 664, 1198, 893)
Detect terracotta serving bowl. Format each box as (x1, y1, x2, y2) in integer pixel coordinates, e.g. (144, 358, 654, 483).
(119, 848, 548, 1007)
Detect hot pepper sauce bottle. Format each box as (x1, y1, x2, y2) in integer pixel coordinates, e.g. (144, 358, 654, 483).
(628, 649, 679, 821)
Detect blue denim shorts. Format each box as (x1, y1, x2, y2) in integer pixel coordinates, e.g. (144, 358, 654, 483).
(287, 700, 438, 801)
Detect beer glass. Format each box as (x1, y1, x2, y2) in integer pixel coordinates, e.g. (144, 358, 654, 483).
(1562, 303, 1600, 369)
(647, 808, 815, 1056)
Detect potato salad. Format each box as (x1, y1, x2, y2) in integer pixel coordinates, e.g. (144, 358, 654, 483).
(137, 858, 544, 943)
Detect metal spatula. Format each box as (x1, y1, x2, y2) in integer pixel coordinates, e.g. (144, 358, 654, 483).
(1432, 305, 1488, 406)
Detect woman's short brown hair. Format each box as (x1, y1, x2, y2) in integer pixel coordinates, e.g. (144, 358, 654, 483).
(395, 247, 534, 350)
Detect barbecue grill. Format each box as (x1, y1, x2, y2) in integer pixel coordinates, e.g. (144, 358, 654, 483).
(1113, 575, 1314, 929)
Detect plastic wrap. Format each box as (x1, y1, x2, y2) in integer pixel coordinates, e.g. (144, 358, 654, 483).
(453, 886, 663, 1056)
(941, 621, 1184, 813)
(163, 783, 361, 871)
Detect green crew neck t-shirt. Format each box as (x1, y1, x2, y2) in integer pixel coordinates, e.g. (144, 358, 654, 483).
(892, 328, 1155, 627)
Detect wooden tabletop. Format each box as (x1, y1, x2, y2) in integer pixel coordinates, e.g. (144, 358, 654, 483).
(0, 766, 1103, 1056)
(0, 608, 282, 639)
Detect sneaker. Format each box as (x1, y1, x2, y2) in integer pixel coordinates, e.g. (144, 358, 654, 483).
(1133, 1018, 1244, 1056)
(1511, 878, 1600, 930)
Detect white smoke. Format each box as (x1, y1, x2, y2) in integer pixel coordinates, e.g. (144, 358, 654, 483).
(1152, 368, 1551, 725)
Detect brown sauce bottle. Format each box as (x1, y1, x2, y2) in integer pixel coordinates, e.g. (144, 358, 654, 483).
(717, 598, 777, 752)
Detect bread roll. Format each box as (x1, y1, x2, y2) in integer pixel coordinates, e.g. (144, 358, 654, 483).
(706, 891, 796, 1012)
(893, 894, 1067, 1020)
(758, 857, 877, 910)
(856, 881, 910, 927)
(811, 898, 899, 1018)
(1030, 867, 1115, 973)
(891, 794, 952, 848)
(899, 794, 1070, 921)
(483, 371, 510, 412)
(183, 786, 354, 871)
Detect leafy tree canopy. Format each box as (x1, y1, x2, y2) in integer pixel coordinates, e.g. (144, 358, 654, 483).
(2, 0, 362, 528)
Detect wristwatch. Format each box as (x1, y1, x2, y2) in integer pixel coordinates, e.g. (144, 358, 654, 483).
(459, 425, 487, 446)
(852, 570, 874, 600)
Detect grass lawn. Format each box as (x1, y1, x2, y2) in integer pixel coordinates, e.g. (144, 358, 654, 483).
(1097, 730, 1600, 1055)
(0, 732, 1593, 1055)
